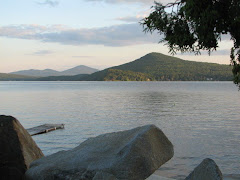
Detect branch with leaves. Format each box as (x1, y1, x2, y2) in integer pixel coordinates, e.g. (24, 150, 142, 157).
(141, 0, 240, 88)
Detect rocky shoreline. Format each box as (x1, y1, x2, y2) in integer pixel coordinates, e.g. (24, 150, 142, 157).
(0, 115, 223, 180)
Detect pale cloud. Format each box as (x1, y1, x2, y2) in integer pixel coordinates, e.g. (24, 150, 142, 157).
(0, 24, 159, 47)
(0, 24, 68, 39)
(116, 9, 151, 23)
(72, 56, 94, 58)
(116, 16, 144, 23)
(37, 0, 60, 7)
(31, 50, 54, 56)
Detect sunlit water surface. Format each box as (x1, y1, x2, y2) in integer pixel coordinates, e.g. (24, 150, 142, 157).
(0, 81, 239, 179)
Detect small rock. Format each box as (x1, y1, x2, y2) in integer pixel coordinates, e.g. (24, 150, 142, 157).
(185, 158, 223, 180)
(0, 115, 44, 179)
(25, 124, 174, 180)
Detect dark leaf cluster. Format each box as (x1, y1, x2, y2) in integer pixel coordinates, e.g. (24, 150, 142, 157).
(141, 0, 240, 88)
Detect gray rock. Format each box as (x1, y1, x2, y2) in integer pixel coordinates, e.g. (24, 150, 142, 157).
(25, 124, 174, 180)
(0, 115, 44, 180)
(93, 171, 118, 180)
(146, 174, 176, 180)
(185, 158, 223, 180)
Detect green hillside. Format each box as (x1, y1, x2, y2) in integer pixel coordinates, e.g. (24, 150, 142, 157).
(103, 69, 153, 81)
(79, 69, 152, 81)
(83, 52, 232, 81)
(0, 73, 36, 81)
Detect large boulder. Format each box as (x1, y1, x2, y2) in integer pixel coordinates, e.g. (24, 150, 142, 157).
(25, 124, 174, 180)
(0, 115, 44, 180)
(185, 158, 223, 180)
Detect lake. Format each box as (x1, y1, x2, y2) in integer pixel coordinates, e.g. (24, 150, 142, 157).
(0, 81, 239, 179)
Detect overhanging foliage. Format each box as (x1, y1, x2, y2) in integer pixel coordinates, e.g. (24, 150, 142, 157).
(141, 0, 240, 88)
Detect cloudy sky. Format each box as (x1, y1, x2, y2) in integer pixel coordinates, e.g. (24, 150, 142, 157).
(0, 0, 233, 73)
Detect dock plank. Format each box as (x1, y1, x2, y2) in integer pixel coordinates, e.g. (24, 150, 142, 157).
(27, 124, 64, 136)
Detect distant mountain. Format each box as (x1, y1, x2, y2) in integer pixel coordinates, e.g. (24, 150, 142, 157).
(81, 52, 232, 81)
(0, 73, 36, 81)
(10, 69, 61, 77)
(61, 65, 98, 76)
(10, 65, 98, 77)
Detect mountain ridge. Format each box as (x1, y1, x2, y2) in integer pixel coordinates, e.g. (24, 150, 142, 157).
(80, 52, 232, 81)
(10, 65, 99, 77)
(1, 52, 233, 81)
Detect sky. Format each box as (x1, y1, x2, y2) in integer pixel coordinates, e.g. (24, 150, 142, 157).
(0, 0, 233, 73)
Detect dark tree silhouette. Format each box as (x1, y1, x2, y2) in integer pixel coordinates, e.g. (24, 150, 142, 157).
(141, 0, 240, 88)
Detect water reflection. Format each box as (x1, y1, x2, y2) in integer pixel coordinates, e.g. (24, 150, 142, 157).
(0, 81, 239, 179)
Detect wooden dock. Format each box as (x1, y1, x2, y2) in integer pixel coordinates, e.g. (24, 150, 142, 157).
(27, 124, 65, 136)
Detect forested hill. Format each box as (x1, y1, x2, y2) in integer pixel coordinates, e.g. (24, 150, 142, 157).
(0, 73, 36, 81)
(83, 52, 232, 81)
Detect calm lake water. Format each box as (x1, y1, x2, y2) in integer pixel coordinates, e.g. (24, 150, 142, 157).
(0, 81, 239, 179)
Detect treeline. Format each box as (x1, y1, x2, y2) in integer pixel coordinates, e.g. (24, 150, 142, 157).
(0, 73, 36, 81)
(103, 69, 153, 81)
